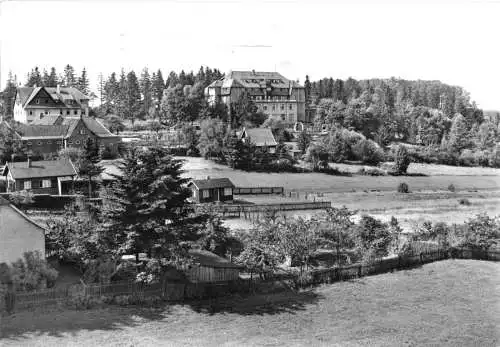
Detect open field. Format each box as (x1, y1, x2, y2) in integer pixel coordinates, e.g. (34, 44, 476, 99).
(2, 260, 498, 346)
(178, 157, 500, 232)
(180, 157, 500, 193)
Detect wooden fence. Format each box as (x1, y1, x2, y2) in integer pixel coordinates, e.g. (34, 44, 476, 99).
(234, 187, 284, 195)
(3, 247, 499, 314)
(213, 201, 332, 218)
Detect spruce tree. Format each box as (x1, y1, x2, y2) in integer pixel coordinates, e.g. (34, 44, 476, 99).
(101, 145, 206, 263)
(63, 64, 76, 87)
(140, 68, 153, 118)
(79, 138, 103, 199)
(77, 68, 90, 95)
(47, 67, 58, 87)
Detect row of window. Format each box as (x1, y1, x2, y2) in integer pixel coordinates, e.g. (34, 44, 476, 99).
(201, 188, 232, 198)
(23, 179, 52, 190)
(261, 104, 294, 112)
(29, 109, 85, 116)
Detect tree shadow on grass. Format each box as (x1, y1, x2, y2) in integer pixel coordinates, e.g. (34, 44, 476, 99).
(0, 304, 171, 340)
(187, 289, 323, 316)
(1, 289, 323, 341)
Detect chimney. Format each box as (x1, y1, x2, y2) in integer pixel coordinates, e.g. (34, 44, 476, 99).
(57, 84, 60, 94)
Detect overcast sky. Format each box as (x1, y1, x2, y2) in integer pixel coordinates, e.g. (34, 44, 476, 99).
(1, 0, 499, 109)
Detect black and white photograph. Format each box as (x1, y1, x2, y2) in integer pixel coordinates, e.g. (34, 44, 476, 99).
(0, 0, 499, 345)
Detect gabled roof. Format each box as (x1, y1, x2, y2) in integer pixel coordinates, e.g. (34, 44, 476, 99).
(17, 86, 90, 109)
(189, 249, 242, 269)
(188, 178, 235, 190)
(81, 117, 115, 137)
(4, 159, 77, 179)
(13, 116, 117, 140)
(17, 87, 35, 106)
(240, 127, 278, 147)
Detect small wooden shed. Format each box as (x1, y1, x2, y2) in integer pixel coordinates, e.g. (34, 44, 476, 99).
(184, 249, 242, 283)
(187, 177, 235, 203)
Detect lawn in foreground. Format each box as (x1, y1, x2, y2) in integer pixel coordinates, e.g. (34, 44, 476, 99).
(2, 259, 499, 346)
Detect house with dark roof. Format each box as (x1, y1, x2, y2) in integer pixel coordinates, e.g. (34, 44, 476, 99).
(4, 115, 121, 157)
(206, 70, 307, 123)
(239, 127, 278, 153)
(0, 196, 46, 264)
(14, 85, 90, 124)
(14, 86, 89, 123)
(2, 159, 78, 195)
(187, 177, 235, 203)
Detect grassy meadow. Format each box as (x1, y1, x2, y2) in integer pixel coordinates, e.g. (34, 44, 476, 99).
(2, 260, 498, 346)
(178, 157, 500, 232)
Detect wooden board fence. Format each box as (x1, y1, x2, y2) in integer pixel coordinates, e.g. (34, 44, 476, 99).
(234, 187, 284, 195)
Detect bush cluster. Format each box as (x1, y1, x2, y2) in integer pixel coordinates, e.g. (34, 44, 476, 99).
(1, 252, 58, 291)
(397, 182, 410, 193)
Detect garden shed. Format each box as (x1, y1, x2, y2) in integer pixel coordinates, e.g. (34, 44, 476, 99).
(187, 177, 235, 203)
(184, 249, 242, 283)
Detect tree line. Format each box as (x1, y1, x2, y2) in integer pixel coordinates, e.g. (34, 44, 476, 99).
(305, 76, 500, 168)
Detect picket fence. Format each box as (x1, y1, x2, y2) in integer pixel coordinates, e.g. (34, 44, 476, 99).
(2, 247, 499, 314)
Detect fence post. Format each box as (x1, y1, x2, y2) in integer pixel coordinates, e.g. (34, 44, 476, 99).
(358, 265, 362, 278)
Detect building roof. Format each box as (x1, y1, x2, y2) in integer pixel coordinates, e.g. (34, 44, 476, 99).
(240, 127, 278, 147)
(17, 86, 90, 109)
(4, 159, 77, 179)
(0, 196, 46, 231)
(188, 249, 242, 269)
(207, 71, 304, 91)
(31, 115, 64, 125)
(15, 123, 69, 138)
(14, 116, 116, 140)
(189, 177, 235, 190)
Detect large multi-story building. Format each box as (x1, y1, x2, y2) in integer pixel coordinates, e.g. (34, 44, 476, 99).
(13, 85, 90, 124)
(206, 70, 306, 124)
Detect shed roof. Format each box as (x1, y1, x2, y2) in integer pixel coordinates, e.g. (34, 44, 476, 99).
(4, 159, 77, 179)
(189, 249, 242, 269)
(0, 196, 46, 230)
(189, 177, 235, 190)
(241, 127, 278, 147)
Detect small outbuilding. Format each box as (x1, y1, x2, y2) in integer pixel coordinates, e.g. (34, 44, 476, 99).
(0, 196, 46, 264)
(239, 127, 278, 153)
(187, 177, 235, 203)
(185, 249, 242, 283)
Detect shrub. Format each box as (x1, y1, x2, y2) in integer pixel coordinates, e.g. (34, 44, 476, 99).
(458, 198, 471, 206)
(99, 145, 117, 160)
(352, 139, 384, 165)
(458, 149, 475, 166)
(393, 144, 411, 174)
(8, 251, 58, 291)
(358, 167, 386, 176)
(397, 182, 409, 193)
(68, 293, 104, 310)
(447, 184, 456, 192)
(8, 190, 34, 209)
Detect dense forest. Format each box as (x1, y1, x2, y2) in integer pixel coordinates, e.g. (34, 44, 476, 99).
(304, 76, 500, 167)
